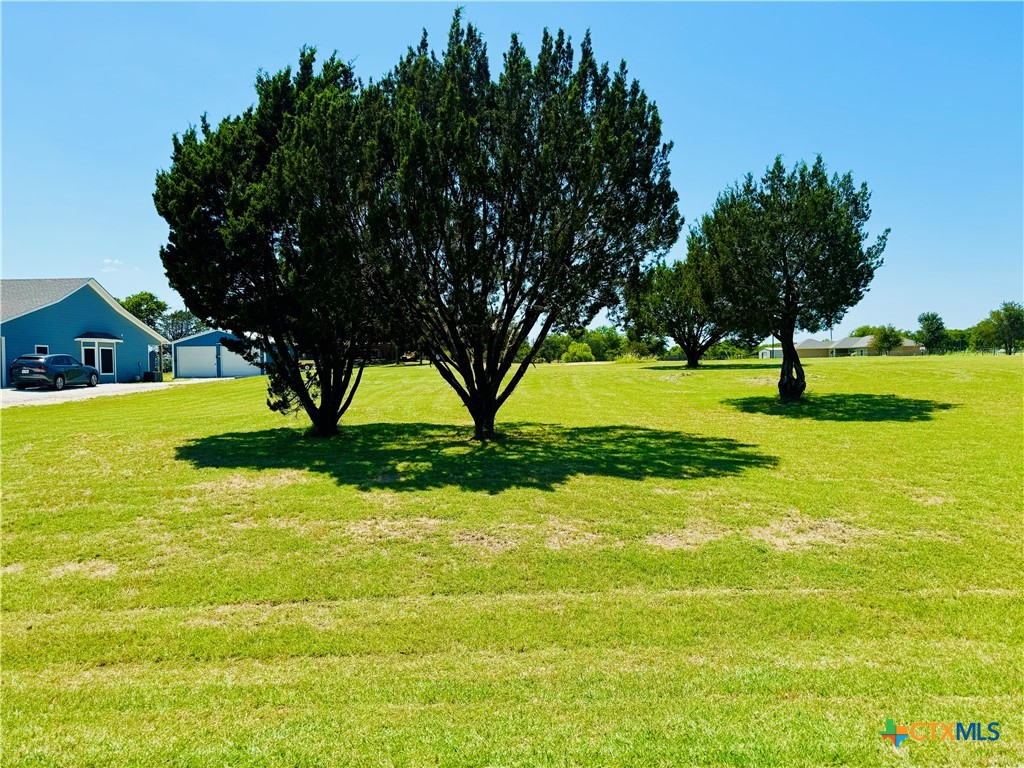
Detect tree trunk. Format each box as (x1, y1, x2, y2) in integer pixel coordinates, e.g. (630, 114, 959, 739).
(684, 349, 701, 368)
(777, 334, 806, 401)
(308, 408, 340, 437)
(468, 393, 498, 441)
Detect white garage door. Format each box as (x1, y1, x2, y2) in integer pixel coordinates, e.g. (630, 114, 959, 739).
(175, 346, 217, 378)
(220, 348, 263, 377)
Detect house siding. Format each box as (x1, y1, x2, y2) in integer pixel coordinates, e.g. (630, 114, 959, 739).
(1, 285, 159, 383)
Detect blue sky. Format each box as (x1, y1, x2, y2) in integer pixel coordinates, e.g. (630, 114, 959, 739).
(3, 2, 1022, 336)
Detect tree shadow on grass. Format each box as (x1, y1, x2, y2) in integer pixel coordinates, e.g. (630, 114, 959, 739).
(643, 363, 782, 371)
(724, 394, 956, 422)
(175, 422, 778, 494)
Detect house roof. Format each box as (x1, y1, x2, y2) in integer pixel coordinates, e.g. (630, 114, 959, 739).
(75, 331, 124, 342)
(832, 335, 920, 349)
(0, 278, 91, 323)
(0, 278, 168, 344)
(796, 338, 833, 349)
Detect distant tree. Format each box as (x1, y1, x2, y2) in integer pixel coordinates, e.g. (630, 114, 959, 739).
(536, 333, 572, 363)
(367, 15, 680, 438)
(991, 301, 1024, 354)
(915, 311, 947, 352)
(159, 309, 208, 341)
(154, 50, 387, 436)
(850, 325, 883, 337)
(698, 156, 888, 400)
(119, 291, 169, 330)
(945, 328, 970, 351)
(969, 319, 999, 350)
(562, 342, 595, 363)
(871, 325, 904, 355)
(575, 327, 625, 361)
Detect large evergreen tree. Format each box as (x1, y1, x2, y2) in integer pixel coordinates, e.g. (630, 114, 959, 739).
(697, 156, 888, 400)
(367, 15, 680, 439)
(154, 50, 385, 436)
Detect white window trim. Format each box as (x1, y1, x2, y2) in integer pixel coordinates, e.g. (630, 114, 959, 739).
(98, 344, 116, 376)
(35, 344, 49, 355)
(80, 341, 97, 369)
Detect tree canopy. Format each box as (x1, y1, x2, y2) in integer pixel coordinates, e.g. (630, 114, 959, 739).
(991, 301, 1024, 355)
(365, 15, 680, 438)
(696, 155, 888, 400)
(154, 50, 386, 436)
(119, 292, 169, 330)
(158, 309, 208, 342)
(870, 325, 904, 355)
(915, 311, 946, 352)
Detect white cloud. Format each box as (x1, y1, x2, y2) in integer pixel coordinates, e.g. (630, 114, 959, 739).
(101, 258, 123, 273)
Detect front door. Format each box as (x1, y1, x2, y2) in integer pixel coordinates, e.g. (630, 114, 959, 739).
(99, 347, 115, 380)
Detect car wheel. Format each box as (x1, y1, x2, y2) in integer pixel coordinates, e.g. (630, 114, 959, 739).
(53, 375, 65, 391)
(88, 373, 99, 387)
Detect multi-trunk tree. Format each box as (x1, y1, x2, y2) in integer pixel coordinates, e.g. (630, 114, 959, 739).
(366, 16, 680, 439)
(696, 156, 888, 400)
(154, 50, 386, 436)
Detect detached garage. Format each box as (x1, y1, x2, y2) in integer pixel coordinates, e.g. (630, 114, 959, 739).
(172, 330, 266, 379)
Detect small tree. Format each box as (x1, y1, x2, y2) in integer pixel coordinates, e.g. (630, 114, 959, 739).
(367, 15, 680, 439)
(562, 342, 595, 363)
(850, 325, 885, 338)
(915, 311, 946, 352)
(119, 291, 169, 330)
(870, 325, 904, 355)
(970, 319, 999, 350)
(159, 310, 208, 341)
(991, 301, 1024, 354)
(699, 156, 888, 400)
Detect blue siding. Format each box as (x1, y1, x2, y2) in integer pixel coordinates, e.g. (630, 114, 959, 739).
(1, 285, 161, 384)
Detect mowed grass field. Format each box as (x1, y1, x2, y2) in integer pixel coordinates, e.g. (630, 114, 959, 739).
(2, 355, 1022, 767)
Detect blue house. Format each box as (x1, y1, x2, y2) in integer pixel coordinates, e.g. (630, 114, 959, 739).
(1, 278, 168, 387)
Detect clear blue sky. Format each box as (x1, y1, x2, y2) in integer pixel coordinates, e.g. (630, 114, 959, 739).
(3, 2, 1022, 336)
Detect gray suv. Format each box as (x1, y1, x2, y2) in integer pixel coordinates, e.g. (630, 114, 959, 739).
(9, 354, 100, 390)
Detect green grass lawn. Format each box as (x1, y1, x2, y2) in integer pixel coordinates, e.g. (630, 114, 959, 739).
(2, 356, 1021, 767)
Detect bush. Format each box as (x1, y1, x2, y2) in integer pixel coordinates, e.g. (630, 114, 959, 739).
(562, 342, 595, 363)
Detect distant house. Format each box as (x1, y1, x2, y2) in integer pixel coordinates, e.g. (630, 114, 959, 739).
(795, 339, 834, 358)
(0, 278, 167, 387)
(758, 347, 784, 359)
(830, 335, 923, 357)
(171, 329, 267, 379)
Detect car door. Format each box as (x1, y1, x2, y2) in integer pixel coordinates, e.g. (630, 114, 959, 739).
(65, 356, 86, 384)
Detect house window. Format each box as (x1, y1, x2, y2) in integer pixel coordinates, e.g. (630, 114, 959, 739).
(35, 345, 48, 355)
(100, 348, 114, 375)
(83, 346, 96, 368)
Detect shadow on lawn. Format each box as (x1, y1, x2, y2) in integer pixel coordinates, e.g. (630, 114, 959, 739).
(175, 422, 778, 494)
(724, 394, 956, 422)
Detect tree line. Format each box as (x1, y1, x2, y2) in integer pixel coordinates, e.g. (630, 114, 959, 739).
(152, 13, 890, 437)
(847, 302, 1024, 355)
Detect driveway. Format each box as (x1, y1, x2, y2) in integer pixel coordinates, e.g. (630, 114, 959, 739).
(0, 378, 234, 408)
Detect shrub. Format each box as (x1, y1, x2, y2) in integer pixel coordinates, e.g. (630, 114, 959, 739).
(562, 342, 595, 363)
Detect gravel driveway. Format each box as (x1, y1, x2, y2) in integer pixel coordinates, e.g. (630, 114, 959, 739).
(0, 378, 233, 408)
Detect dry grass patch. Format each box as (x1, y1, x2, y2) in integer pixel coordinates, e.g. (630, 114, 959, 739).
(49, 560, 118, 579)
(345, 516, 443, 543)
(748, 512, 880, 551)
(645, 522, 730, 550)
(452, 529, 519, 554)
(2, 563, 25, 575)
(192, 470, 311, 493)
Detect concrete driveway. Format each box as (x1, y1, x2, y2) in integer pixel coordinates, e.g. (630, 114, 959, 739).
(0, 378, 233, 408)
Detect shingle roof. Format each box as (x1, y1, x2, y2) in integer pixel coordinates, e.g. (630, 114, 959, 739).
(796, 338, 833, 349)
(831, 335, 874, 349)
(0, 278, 91, 323)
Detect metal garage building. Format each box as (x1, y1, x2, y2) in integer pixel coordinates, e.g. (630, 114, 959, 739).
(172, 330, 266, 379)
